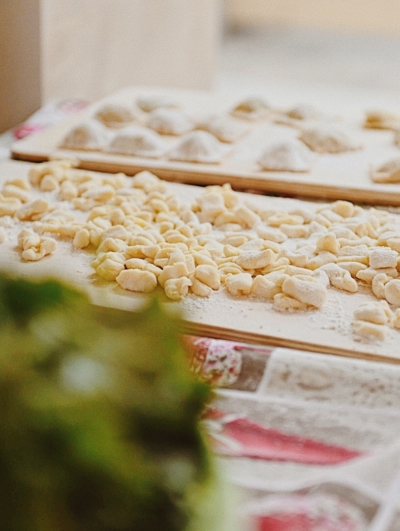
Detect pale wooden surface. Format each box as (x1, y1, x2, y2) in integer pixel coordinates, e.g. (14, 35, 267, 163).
(2, 159, 400, 364)
(12, 86, 400, 206)
(40, 0, 221, 102)
(228, 0, 400, 34)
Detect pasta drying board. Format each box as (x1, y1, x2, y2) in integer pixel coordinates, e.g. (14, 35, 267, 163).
(1, 159, 400, 365)
(11, 86, 400, 206)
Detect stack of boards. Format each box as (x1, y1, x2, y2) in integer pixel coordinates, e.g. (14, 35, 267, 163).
(7, 87, 400, 363)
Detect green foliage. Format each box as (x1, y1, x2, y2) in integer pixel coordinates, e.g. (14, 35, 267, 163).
(0, 273, 212, 531)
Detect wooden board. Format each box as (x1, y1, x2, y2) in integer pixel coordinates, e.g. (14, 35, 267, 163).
(11, 86, 400, 206)
(2, 159, 400, 364)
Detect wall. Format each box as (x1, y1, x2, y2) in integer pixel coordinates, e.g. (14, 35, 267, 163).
(40, 0, 222, 102)
(228, 0, 400, 34)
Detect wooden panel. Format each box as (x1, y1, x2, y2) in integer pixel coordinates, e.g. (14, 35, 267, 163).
(0, 1, 220, 132)
(0, 0, 41, 132)
(2, 159, 400, 364)
(11, 86, 400, 206)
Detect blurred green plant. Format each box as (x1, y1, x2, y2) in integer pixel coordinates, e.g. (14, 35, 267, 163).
(0, 273, 213, 531)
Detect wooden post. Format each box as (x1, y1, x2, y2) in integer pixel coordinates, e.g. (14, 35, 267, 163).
(0, 0, 41, 133)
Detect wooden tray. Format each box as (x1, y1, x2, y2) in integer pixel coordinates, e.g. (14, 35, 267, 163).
(11, 86, 400, 206)
(1, 159, 400, 364)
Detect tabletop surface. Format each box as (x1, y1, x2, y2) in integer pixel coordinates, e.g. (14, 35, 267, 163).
(3, 25, 400, 528)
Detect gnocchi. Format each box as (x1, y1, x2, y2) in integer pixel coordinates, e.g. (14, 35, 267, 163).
(6, 158, 400, 348)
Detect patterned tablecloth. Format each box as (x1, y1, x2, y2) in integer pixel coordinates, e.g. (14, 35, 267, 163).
(4, 102, 400, 531)
(188, 336, 400, 531)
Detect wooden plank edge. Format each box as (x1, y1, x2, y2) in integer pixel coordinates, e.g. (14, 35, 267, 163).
(11, 151, 48, 163)
(178, 321, 400, 365)
(11, 149, 400, 206)
(92, 304, 400, 364)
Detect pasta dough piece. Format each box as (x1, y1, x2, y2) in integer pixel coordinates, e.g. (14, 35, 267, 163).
(370, 158, 400, 183)
(167, 131, 226, 164)
(73, 229, 90, 249)
(298, 125, 361, 154)
(93, 102, 140, 128)
(279, 250, 308, 267)
(387, 238, 400, 252)
(258, 140, 313, 172)
(353, 320, 389, 341)
(354, 300, 393, 325)
(59, 120, 112, 151)
(15, 199, 49, 221)
(338, 261, 367, 278)
(193, 264, 220, 290)
(230, 97, 270, 120)
(274, 293, 308, 311)
(274, 104, 322, 127)
(384, 278, 400, 306)
(0, 197, 21, 217)
(331, 200, 355, 218)
(281, 275, 327, 308)
(190, 277, 213, 297)
(256, 225, 287, 243)
(394, 129, 400, 148)
(95, 258, 125, 281)
(356, 267, 397, 284)
(369, 248, 398, 269)
(372, 273, 390, 299)
(158, 262, 189, 287)
(234, 205, 260, 229)
(225, 272, 253, 296)
(106, 126, 165, 158)
(286, 103, 322, 121)
(320, 263, 358, 292)
(116, 269, 157, 293)
(236, 249, 276, 270)
(164, 277, 192, 300)
(147, 108, 194, 136)
(136, 95, 179, 113)
(17, 228, 56, 262)
(363, 109, 400, 130)
(393, 308, 400, 328)
(251, 275, 281, 299)
(2, 184, 30, 203)
(315, 233, 339, 255)
(198, 114, 249, 143)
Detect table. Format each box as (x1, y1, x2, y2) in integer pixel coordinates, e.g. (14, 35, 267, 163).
(3, 98, 400, 531)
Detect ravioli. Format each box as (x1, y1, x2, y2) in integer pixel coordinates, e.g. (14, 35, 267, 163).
(258, 139, 313, 172)
(370, 158, 400, 183)
(136, 95, 179, 113)
(363, 109, 400, 130)
(106, 125, 165, 158)
(286, 104, 321, 121)
(299, 125, 361, 154)
(199, 114, 249, 143)
(231, 97, 270, 120)
(93, 102, 141, 128)
(167, 131, 226, 163)
(59, 120, 113, 151)
(147, 108, 194, 135)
